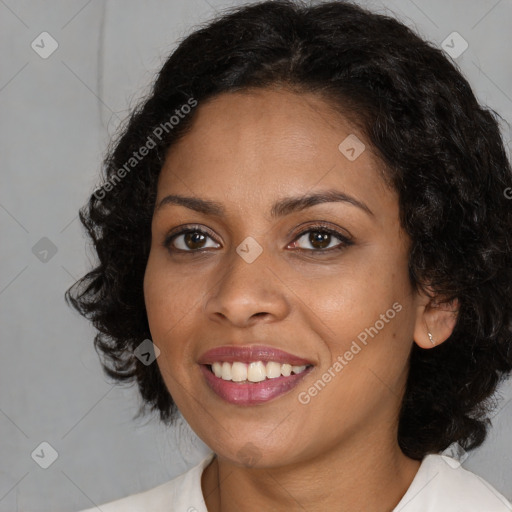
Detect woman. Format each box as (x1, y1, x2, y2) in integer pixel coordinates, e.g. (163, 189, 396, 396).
(68, 1, 512, 510)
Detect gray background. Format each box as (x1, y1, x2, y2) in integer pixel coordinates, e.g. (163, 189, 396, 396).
(1, 0, 511, 510)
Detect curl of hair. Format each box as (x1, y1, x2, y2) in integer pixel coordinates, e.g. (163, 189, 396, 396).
(65, 0, 512, 459)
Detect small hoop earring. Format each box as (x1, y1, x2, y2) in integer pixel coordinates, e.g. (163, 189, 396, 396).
(428, 332, 435, 345)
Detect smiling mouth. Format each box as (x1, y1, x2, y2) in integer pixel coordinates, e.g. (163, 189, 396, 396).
(200, 361, 314, 405)
(205, 361, 313, 383)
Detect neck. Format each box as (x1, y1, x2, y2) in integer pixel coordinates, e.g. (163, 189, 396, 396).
(201, 430, 421, 512)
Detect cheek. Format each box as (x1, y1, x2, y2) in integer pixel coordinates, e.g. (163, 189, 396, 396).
(143, 256, 196, 397)
(143, 252, 210, 385)
(293, 273, 414, 431)
(296, 251, 409, 330)
(296, 253, 415, 384)
(143, 253, 196, 335)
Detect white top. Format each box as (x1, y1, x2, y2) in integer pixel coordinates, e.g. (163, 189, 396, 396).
(78, 452, 512, 511)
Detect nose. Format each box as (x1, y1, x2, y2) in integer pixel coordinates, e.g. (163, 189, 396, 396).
(204, 245, 291, 328)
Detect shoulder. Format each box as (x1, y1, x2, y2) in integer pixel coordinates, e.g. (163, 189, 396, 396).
(77, 452, 215, 512)
(394, 454, 512, 512)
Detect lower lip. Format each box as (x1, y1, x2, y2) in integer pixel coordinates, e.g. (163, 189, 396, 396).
(199, 364, 313, 405)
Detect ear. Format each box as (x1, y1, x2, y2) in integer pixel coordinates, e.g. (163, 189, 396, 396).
(413, 286, 459, 349)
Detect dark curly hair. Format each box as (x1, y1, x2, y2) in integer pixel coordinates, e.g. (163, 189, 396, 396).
(65, 0, 512, 460)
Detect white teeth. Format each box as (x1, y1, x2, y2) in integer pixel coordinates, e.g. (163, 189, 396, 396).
(247, 361, 266, 382)
(281, 363, 292, 377)
(231, 362, 247, 382)
(208, 361, 309, 382)
(266, 361, 282, 379)
(212, 362, 223, 378)
(221, 362, 232, 380)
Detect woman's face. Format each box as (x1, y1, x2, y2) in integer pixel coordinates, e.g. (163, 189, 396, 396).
(144, 88, 428, 467)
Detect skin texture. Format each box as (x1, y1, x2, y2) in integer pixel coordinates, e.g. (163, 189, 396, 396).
(143, 87, 458, 512)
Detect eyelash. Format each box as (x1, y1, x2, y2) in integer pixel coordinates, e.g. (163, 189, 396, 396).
(163, 222, 353, 255)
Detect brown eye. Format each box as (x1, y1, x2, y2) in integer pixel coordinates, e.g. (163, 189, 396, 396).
(288, 225, 352, 253)
(182, 232, 208, 250)
(307, 231, 331, 250)
(164, 228, 220, 252)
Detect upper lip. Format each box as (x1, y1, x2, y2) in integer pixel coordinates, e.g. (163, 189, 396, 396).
(197, 345, 314, 366)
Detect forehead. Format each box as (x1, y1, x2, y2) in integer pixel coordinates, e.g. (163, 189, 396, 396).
(157, 88, 397, 223)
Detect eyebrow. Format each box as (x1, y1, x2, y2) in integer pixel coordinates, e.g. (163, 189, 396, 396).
(155, 189, 374, 218)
